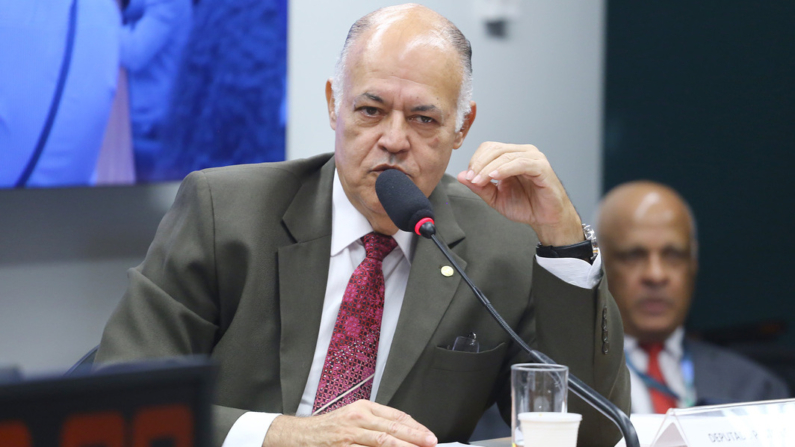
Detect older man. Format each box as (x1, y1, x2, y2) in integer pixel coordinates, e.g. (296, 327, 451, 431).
(97, 4, 630, 447)
(598, 181, 789, 414)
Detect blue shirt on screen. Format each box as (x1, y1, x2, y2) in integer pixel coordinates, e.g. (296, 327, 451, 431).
(0, 0, 119, 188)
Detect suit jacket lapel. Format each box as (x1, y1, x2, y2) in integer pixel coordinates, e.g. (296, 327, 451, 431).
(278, 156, 335, 414)
(376, 182, 467, 405)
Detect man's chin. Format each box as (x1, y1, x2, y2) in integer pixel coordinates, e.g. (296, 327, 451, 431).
(632, 322, 679, 343)
(364, 197, 387, 216)
(358, 197, 400, 233)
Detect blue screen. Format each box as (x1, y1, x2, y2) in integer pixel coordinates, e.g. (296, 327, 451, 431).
(0, 0, 288, 189)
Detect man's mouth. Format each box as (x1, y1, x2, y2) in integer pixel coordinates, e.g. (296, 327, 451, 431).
(371, 164, 408, 176)
(636, 297, 673, 315)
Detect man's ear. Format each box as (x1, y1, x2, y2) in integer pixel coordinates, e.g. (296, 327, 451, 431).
(325, 78, 337, 130)
(452, 101, 477, 149)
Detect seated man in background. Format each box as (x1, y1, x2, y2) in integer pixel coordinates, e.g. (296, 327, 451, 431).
(598, 181, 789, 414)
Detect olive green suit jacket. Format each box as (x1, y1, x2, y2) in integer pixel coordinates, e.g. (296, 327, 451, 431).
(96, 154, 630, 446)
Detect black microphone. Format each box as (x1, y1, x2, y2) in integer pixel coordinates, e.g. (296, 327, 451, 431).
(375, 169, 639, 447)
(375, 169, 437, 237)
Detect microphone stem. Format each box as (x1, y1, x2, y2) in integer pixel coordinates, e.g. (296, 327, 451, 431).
(428, 234, 639, 447)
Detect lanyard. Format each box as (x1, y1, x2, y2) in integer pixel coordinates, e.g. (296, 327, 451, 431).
(625, 345, 696, 408)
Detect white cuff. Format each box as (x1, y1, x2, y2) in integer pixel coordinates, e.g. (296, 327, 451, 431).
(535, 252, 602, 289)
(222, 411, 281, 447)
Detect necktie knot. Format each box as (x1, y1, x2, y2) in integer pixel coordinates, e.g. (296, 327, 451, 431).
(640, 342, 665, 358)
(362, 232, 397, 262)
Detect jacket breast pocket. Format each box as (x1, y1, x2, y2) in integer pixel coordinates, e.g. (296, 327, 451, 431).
(431, 342, 507, 372)
(409, 342, 509, 437)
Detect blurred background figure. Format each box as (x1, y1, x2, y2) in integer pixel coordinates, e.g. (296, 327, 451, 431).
(0, 0, 119, 188)
(598, 181, 790, 414)
(120, 0, 194, 181)
(151, 0, 288, 182)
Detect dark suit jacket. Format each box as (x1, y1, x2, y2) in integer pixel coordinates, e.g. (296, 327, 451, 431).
(687, 339, 790, 405)
(96, 154, 631, 446)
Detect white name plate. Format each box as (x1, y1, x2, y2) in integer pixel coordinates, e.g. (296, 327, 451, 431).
(650, 399, 795, 447)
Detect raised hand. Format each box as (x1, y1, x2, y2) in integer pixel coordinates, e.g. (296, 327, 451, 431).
(457, 142, 584, 246)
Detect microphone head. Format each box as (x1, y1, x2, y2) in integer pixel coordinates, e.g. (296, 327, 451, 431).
(375, 169, 435, 234)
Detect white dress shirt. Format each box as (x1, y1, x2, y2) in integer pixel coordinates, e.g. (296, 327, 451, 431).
(223, 169, 603, 447)
(624, 327, 692, 414)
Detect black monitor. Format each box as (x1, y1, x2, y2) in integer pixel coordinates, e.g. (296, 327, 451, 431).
(0, 358, 215, 447)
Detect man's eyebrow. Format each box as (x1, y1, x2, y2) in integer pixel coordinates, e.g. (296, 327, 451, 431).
(354, 94, 440, 113)
(618, 246, 647, 253)
(355, 93, 384, 103)
(411, 104, 439, 113)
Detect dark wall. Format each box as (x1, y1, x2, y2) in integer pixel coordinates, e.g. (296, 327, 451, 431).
(603, 2, 795, 347)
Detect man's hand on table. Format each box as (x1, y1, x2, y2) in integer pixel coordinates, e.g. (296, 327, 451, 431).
(457, 142, 584, 247)
(262, 400, 438, 447)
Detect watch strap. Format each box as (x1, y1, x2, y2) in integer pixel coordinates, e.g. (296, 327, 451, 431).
(536, 240, 595, 264)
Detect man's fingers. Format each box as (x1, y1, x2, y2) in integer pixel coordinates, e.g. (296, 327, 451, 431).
(365, 403, 437, 446)
(355, 426, 436, 447)
(365, 418, 437, 447)
(485, 157, 551, 185)
(367, 402, 429, 432)
(467, 142, 514, 178)
(355, 428, 433, 447)
(465, 156, 544, 190)
(467, 142, 543, 179)
(457, 171, 498, 205)
(469, 152, 547, 187)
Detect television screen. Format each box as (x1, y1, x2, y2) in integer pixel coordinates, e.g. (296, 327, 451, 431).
(0, 0, 287, 189)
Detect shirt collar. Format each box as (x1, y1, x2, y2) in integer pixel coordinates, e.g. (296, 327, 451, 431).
(624, 326, 686, 361)
(665, 326, 685, 359)
(331, 169, 415, 262)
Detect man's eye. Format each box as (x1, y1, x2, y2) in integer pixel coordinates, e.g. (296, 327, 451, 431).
(662, 248, 690, 263)
(415, 115, 436, 124)
(618, 250, 646, 264)
(360, 106, 379, 116)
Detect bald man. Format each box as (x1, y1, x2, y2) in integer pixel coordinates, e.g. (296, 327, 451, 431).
(598, 181, 789, 414)
(97, 4, 631, 447)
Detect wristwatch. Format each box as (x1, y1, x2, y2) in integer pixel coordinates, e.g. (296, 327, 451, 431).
(536, 224, 599, 264)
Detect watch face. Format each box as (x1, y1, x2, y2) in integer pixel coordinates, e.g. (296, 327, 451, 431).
(583, 224, 598, 248)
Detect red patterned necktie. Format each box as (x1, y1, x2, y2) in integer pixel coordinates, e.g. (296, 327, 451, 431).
(641, 342, 678, 414)
(312, 232, 397, 414)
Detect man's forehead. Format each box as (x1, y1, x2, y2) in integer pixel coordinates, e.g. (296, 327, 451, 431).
(602, 185, 692, 234)
(345, 52, 460, 109)
(356, 33, 459, 73)
(344, 19, 461, 90)
(616, 223, 691, 250)
(360, 5, 451, 51)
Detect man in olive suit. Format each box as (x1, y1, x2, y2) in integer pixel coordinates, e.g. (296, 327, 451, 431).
(97, 4, 631, 447)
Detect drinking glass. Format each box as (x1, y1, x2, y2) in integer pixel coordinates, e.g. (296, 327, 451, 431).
(511, 363, 569, 446)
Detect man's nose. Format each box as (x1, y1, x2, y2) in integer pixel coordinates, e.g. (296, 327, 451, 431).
(641, 253, 669, 286)
(378, 113, 410, 153)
